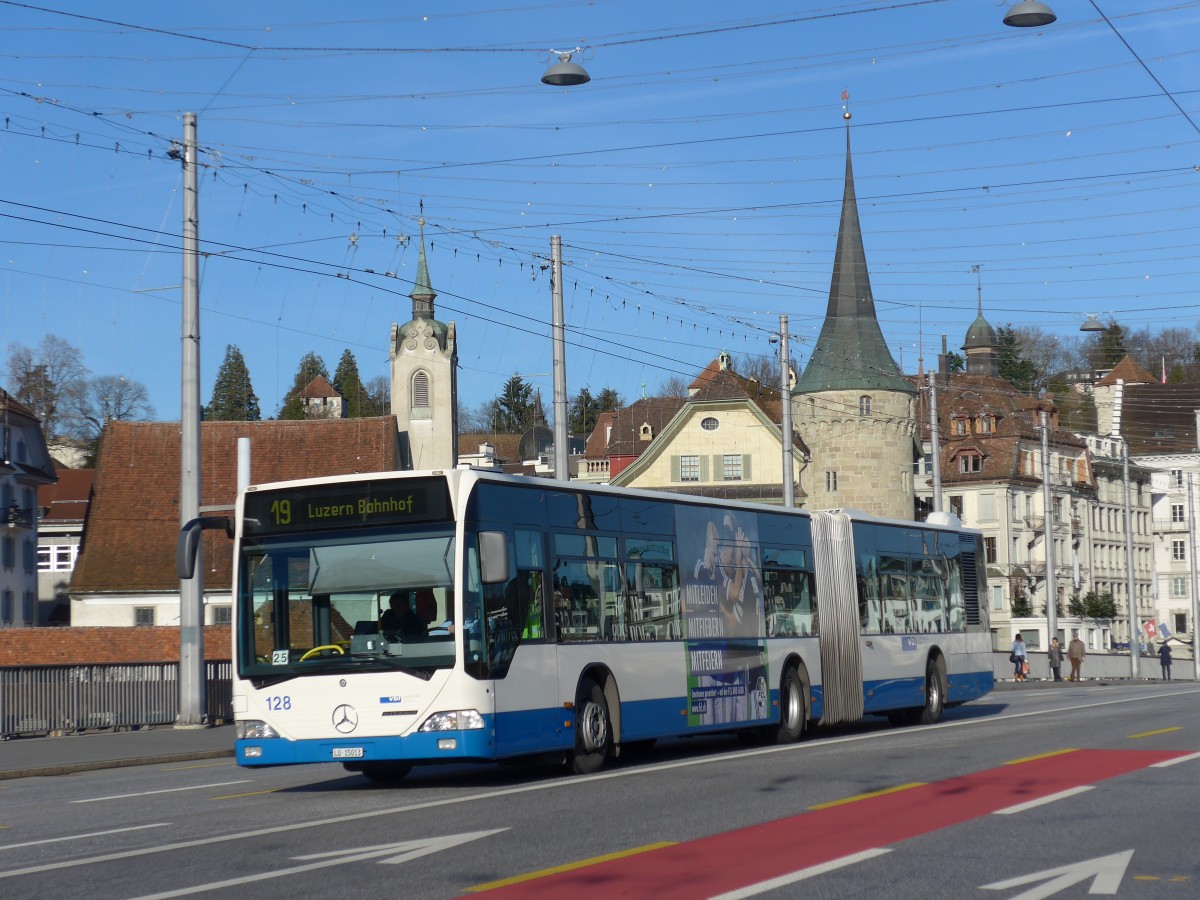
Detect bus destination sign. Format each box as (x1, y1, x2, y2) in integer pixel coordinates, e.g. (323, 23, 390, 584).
(243, 477, 452, 535)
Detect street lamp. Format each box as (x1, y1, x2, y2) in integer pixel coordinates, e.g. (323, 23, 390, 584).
(541, 49, 590, 86)
(1003, 1, 1057, 27)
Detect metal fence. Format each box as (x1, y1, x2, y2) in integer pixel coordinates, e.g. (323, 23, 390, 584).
(0, 662, 232, 737)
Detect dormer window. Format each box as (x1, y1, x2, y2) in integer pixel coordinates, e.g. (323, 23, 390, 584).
(952, 418, 967, 436)
(958, 452, 983, 474)
(639, 423, 653, 441)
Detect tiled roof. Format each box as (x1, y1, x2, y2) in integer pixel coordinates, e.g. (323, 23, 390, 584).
(583, 412, 614, 460)
(0, 388, 39, 422)
(606, 397, 686, 458)
(1096, 355, 1157, 387)
(38, 468, 94, 523)
(1123, 382, 1200, 454)
(71, 418, 401, 594)
(302, 375, 340, 398)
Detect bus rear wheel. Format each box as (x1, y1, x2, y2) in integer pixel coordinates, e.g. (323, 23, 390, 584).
(916, 658, 946, 725)
(570, 677, 611, 774)
(761, 666, 806, 744)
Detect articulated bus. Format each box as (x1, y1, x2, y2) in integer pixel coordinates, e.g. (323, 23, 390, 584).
(179, 469, 993, 781)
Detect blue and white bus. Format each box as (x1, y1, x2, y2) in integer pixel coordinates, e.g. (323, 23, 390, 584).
(180, 468, 992, 781)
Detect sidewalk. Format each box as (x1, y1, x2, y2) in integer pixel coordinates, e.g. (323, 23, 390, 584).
(0, 725, 234, 780)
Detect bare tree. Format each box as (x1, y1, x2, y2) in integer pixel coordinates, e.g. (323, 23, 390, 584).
(656, 375, 691, 398)
(62, 375, 155, 443)
(1011, 326, 1084, 386)
(5, 336, 89, 438)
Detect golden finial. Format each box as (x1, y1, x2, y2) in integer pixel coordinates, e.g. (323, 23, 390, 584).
(841, 89, 851, 120)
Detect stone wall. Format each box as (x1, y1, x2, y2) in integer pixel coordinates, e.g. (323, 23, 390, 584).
(0, 626, 231, 665)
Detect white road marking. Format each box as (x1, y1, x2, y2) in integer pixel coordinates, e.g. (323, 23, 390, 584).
(992, 785, 1093, 814)
(0, 824, 171, 851)
(127, 830, 508, 899)
(708, 848, 892, 899)
(70, 781, 252, 803)
(981, 849, 1133, 899)
(0, 687, 1192, 882)
(1150, 751, 1200, 767)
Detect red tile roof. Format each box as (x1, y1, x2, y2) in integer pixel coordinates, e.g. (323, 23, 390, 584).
(71, 418, 400, 594)
(38, 468, 94, 523)
(1095, 355, 1157, 387)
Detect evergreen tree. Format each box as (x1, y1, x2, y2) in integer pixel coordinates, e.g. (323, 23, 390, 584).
(568, 387, 597, 434)
(997, 326, 1037, 393)
(332, 349, 368, 418)
(278, 352, 329, 419)
(205, 345, 261, 421)
(490, 374, 535, 432)
(1082, 320, 1128, 372)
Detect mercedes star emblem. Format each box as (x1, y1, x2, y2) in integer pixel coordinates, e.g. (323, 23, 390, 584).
(332, 703, 359, 734)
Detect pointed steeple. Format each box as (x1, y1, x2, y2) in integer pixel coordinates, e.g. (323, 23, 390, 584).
(794, 118, 913, 395)
(411, 218, 436, 321)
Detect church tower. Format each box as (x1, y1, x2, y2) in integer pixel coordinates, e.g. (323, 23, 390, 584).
(962, 272, 1000, 377)
(792, 116, 917, 519)
(390, 220, 458, 469)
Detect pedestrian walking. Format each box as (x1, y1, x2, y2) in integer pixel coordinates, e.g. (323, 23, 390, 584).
(1067, 631, 1086, 681)
(1011, 632, 1027, 682)
(1048, 636, 1064, 682)
(1158, 642, 1172, 681)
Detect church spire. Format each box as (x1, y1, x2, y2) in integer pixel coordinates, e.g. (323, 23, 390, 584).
(963, 264, 999, 377)
(794, 111, 912, 395)
(411, 218, 436, 321)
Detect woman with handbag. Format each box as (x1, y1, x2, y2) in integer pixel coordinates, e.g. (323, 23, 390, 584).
(1011, 633, 1027, 682)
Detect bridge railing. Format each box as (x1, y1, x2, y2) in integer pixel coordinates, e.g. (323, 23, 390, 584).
(0, 662, 231, 737)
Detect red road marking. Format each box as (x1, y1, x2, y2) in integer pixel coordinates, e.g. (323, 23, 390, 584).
(468, 749, 1187, 898)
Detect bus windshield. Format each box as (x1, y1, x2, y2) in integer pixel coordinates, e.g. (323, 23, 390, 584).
(237, 526, 457, 680)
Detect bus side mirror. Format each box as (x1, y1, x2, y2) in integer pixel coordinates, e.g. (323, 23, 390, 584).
(478, 531, 510, 584)
(177, 516, 233, 579)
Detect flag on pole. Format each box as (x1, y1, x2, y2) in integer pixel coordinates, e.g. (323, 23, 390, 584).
(1158, 622, 1172, 640)
(1143, 618, 1157, 638)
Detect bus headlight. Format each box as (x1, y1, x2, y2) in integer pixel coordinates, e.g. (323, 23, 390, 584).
(418, 710, 484, 732)
(236, 720, 279, 740)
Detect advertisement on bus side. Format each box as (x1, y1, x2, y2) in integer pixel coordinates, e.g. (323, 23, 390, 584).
(677, 504, 769, 727)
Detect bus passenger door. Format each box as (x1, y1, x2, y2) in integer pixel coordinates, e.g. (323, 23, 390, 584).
(493, 536, 565, 757)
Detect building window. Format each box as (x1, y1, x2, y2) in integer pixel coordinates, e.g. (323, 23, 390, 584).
(991, 585, 1004, 611)
(1172, 504, 1186, 524)
(984, 537, 998, 564)
(37, 544, 78, 571)
(1171, 469, 1184, 488)
(680, 455, 700, 482)
(958, 453, 982, 474)
(949, 495, 964, 518)
(1, 536, 13, 570)
(22, 539, 34, 575)
(700, 417, 719, 431)
(1171, 577, 1188, 598)
(211, 606, 233, 626)
(1175, 613, 1188, 634)
(0, 589, 11, 625)
(978, 415, 993, 434)
(1173, 540, 1187, 562)
(411, 371, 430, 408)
(979, 492, 997, 522)
(826, 471, 838, 492)
(22, 591, 34, 624)
(952, 418, 967, 436)
(134, 607, 155, 627)
(722, 455, 743, 482)
(858, 395, 872, 416)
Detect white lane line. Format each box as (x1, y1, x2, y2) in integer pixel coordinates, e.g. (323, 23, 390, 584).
(992, 785, 1093, 815)
(0, 824, 171, 851)
(2, 688, 1196, 881)
(70, 781, 251, 803)
(1151, 751, 1200, 768)
(708, 848, 892, 899)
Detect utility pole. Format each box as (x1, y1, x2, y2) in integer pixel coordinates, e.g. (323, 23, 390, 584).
(929, 372, 942, 513)
(178, 112, 206, 726)
(1121, 438, 1139, 679)
(779, 315, 794, 508)
(550, 235, 569, 482)
(1040, 411, 1057, 650)
(1189, 473, 1198, 681)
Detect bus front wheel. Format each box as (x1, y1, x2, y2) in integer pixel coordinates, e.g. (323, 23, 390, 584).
(346, 761, 412, 783)
(570, 677, 611, 774)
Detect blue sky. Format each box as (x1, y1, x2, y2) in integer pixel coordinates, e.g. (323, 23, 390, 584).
(1, 1, 1197, 422)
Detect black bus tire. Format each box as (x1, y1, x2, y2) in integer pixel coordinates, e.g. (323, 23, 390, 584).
(767, 666, 807, 744)
(570, 677, 611, 774)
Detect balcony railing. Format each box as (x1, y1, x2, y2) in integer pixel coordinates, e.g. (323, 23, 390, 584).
(2, 505, 34, 529)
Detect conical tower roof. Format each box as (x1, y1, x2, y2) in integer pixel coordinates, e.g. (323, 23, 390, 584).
(794, 124, 913, 395)
(411, 219, 437, 321)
